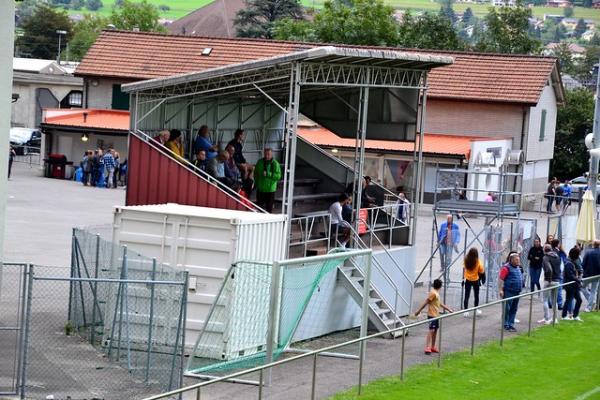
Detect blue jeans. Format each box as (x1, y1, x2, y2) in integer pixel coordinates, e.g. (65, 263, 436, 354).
(504, 290, 520, 328)
(529, 267, 542, 292)
(585, 280, 599, 311)
(439, 244, 453, 271)
(557, 277, 564, 307)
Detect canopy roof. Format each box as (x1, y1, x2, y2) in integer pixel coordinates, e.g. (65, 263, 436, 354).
(122, 46, 453, 100)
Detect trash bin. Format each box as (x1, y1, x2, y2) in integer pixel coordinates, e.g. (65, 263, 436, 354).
(46, 153, 67, 179)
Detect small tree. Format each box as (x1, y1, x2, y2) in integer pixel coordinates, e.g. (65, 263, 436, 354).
(552, 42, 574, 74)
(439, 0, 457, 24)
(71, 0, 84, 10)
(158, 4, 170, 12)
(574, 18, 587, 38)
(110, 0, 166, 32)
(462, 7, 475, 24)
(86, 0, 103, 11)
(563, 6, 574, 18)
(17, 3, 73, 59)
(235, 0, 304, 39)
(399, 11, 464, 50)
(70, 14, 110, 61)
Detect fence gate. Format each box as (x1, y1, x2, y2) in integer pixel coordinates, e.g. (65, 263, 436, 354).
(0, 263, 30, 398)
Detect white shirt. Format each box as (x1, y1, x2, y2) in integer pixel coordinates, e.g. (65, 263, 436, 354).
(329, 201, 344, 225)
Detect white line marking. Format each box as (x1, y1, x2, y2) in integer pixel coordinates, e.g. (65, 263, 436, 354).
(575, 386, 600, 400)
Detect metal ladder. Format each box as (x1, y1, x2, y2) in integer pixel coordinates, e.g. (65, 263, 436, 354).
(337, 258, 405, 338)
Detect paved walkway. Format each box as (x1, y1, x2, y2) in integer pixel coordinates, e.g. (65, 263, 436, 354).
(1, 163, 566, 400)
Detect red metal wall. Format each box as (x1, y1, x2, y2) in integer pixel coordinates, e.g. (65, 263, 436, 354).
(126, 134, 252, 212)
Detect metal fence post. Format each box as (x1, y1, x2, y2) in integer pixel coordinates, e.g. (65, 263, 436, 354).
(145, 258, 157, 383)
(310, 353, 318, 400)
(196, 388, 201, 400)
(596, 278, 600, 311)
(258, 369, 264, 400)
(400, 328, 406, 381)
(168, 272, 188, 391)
(19, 264, 34, 400)
(68, 229, 76, 322)
(265, 261, 281, 386)
(500, 301, 505, 346)
(470, 309, 476, 355)
(527, 292, 533, 337)
(437, 318, 443, 367)
(552, 287, 558, 327)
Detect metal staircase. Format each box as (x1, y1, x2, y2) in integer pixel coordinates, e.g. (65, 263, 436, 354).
(337, 257, 405, 339)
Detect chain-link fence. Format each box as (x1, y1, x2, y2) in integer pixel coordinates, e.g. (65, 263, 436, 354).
(9, 226, 189, 400)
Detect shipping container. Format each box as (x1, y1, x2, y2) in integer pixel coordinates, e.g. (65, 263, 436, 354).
(112, 204, 287, 353)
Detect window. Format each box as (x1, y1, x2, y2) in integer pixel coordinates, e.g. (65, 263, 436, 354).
(68, 91, 82, 106)
(111, 84, 130, 110)
(539, 109, 547, 141)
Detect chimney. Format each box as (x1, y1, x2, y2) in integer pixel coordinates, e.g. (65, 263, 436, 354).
(132, 26, 140, 32)
(83, 112, 88, 123)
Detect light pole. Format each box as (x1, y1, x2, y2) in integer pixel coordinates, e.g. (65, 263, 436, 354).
(56, 29, 67, 64)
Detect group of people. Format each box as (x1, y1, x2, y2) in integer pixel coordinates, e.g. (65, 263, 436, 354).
(414, 229, 599, 355)
(154, 127, 281, 213)
(79, 148, 125, 189)
(545, 178, 572, 213)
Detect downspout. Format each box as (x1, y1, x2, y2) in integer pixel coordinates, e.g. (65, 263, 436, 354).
(84, 79, 89, 109)
(516, 107, 528, 205)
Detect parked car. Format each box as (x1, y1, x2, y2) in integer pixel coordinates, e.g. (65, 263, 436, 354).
(10, 127, 41, 155)
(560, 175, 600, 202)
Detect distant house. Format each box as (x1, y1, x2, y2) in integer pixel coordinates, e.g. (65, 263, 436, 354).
(492, 0, 516, 6)
(11, 58, 83, 129)
(75, 30, 564, 196)
(546, 0, 572, 7)
(167, 0, 246, 38)
(544, 42, 586, 60)
(561, 18, 596, 31)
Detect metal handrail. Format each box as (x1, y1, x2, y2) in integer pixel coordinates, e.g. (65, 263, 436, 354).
(289, 214, 331, 255)
(131, 129, 267, 213)
(344, 224, 412, 314)
(143, 274, 600, 400)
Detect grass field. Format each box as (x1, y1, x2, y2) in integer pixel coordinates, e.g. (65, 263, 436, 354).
(63, 0, 600, 25)
(332, 313, 600, 400)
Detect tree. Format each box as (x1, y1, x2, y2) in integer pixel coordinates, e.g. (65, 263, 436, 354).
(235, 0, 304, 39)
(158, 4, 170, 12)
(275, 0, 400, 46)
(16, 0, 40, 26)
(551, 42, 574, 74)
(398, 11, 464, 50)
(110, 0, 166, 32)
(476, 1, 541, 54)
(563, 6, 574, 18)
(574, 18, 587, 39)
(69, 14, 109, 61)
(71, 0, 84, 10)
(86, 0, 103, 11)
(17, 3, 73, 59)
(551, 88, 595, 180)
(439, 0, 457, 24)
(462, 7, 474, 24)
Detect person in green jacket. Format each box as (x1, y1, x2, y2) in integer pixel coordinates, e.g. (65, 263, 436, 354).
(254, 148, 281, 213)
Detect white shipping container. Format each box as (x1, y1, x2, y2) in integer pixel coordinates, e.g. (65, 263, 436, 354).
(112, 204, 287, 353)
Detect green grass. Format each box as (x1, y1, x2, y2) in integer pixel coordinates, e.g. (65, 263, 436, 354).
(62, 0, 600, 26)
(331, 313, 600, 400)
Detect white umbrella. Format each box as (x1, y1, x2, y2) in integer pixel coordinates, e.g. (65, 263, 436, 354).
(576, 190, 596, 245)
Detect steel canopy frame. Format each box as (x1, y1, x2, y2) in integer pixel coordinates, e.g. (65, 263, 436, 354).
(125, 46, 451, 255)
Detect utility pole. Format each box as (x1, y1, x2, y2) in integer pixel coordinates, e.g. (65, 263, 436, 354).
(56, 29, 67, 64)
(589, 60, 600, 204)
(0, 1, 16, 283)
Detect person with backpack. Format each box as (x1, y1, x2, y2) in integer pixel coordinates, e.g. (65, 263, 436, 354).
(463, 247, 485, 317)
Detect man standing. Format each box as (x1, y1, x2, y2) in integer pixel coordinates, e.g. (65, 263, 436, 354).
(103, 149, 116, 189)
(438, 214, 461, 272)
(546, 180, 556, 213)
(254, 148, 281, 213)
(583, 240, 600, 312)
(499, 253, 524, 332)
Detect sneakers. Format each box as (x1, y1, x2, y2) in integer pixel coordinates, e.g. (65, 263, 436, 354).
(573, 316, 583, 322)
(505, 326, 517, 332)
(544, 319, 553, 325)
(424, 347, 431, 355)
(463, 312, 470, 318)
(514, 319, 520, 324)
(430, 347, 440, 353)
(476, 309, 483, 316)
(561, 316, 573, 321)
(583, 308, 592, 313)
(537, 318, 548, 324)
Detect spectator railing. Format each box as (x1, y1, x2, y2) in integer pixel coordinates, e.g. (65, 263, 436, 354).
(11, 144, 41, 167)
(130, 129, 266, 213)
(141, 274, 600, 400)
(289, 212, 331, 256)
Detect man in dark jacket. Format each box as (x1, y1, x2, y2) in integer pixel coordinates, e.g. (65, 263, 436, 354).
(543, 245, 562, 311)
(499, 253, 524, 332)
(583, 240, 600, 312)
(527, 238, 544, 292)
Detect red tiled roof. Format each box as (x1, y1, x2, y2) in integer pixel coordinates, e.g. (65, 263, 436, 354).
(43, 109, 130, 131)
(76, 30, 561, 105)
(298, 126, 475, 159)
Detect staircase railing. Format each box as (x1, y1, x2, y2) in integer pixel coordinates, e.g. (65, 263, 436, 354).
(130, 129, 266, 213)
(334, 226, 411, 317)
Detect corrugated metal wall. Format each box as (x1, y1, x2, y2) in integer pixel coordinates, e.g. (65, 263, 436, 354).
(126, 134, 250, 211)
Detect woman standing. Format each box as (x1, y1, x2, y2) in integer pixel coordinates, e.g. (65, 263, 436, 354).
(527, 238, 544, 292)
(463, 248, 485, 317)
(562, 247, 583, 321)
